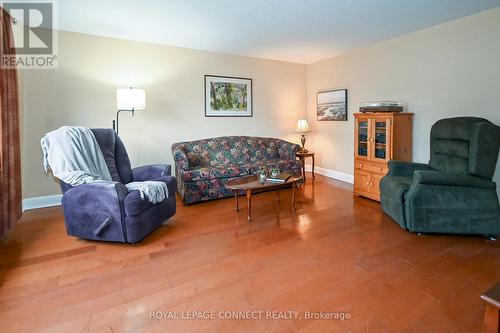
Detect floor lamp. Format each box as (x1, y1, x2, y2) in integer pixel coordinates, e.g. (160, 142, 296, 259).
(113, 87, 146, 135)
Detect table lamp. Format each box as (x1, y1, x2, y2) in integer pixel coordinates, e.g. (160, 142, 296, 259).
(296, 118, 311, 153)
(113, 87, 146, 135)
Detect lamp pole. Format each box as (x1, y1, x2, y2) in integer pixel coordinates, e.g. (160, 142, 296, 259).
(114, 87, 145, 134)
(113, 109, 135, 135)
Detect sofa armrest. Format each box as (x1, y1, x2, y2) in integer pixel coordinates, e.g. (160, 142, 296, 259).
(63, 181, 128, 206)
(387, 161, 434, 177)
(412, 170, 496, 189)
(61, 181, 129, 240)
(132, 164, 171, 182)
(171, 144, 190, 172)
(152, 175, 177, 197)
(276, 139, 301, 160)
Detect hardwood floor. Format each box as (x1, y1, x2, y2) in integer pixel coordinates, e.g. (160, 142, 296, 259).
(0, 174, 498, 332)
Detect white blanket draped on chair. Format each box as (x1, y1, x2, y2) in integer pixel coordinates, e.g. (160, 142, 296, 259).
(41, 126, 168, 204)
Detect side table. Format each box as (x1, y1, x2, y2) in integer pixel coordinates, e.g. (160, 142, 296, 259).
(296, 151, 315, 182)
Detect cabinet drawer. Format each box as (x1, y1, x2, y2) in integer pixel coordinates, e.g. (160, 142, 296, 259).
(354, 160, 388, 174)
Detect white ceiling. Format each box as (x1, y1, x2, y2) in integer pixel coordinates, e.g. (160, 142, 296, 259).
(57, 0, 500, 64)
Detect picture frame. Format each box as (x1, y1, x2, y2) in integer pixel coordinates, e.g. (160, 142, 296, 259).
(205, 75, 253, 117)
(317, 89, 348, 121)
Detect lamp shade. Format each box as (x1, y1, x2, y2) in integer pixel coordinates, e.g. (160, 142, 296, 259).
(296, 119, 311, 133)
(116, 88, 146, 111)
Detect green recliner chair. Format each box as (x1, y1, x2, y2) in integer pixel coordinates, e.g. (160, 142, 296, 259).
(380, 117, 500, 235)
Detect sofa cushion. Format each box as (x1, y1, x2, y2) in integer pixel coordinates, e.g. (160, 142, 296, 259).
(245, 159, 302, 174)
(180, 136, 281, 167)
(180, 164, 250, 182)
(124, 176, 177, 217)
(180, 159, 302, 183)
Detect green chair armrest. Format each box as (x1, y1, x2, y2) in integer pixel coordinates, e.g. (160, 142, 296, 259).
(412, 170, 496, 189)
(387, 161, 433, 177)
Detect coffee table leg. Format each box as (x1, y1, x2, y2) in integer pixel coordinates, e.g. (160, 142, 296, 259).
(292, 182, 296, 213)
(234, 191, 239, 211)
(247, 189, 252, 222)
(276, 190, 280, 210)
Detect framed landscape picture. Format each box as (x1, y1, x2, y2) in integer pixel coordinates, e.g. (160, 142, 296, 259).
(317, 89, 348, 121)
(205, 75, 252, 117)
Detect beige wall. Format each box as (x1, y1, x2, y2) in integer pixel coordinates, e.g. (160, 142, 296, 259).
(306, 7, 500, 192)
(21, 31, 306, 198)
(22, 7, 500, 199)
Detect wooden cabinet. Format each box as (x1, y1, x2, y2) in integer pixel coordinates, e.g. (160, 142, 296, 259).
(354, 169, 371, 194)
(353, 112, 413, 201)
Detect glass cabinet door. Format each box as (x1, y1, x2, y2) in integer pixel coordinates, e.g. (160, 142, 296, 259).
(355, 119, 369, 159)
(372, 118, 391, 162)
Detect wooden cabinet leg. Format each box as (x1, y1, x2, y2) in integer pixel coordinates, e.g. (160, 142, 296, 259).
(247, 190, 252, 222)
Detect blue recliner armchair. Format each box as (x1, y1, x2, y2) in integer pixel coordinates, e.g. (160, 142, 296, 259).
(60, 129, 176, 243)
(380, 117, 500, 235)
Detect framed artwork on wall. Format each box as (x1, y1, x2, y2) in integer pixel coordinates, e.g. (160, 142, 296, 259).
(205, 75, 253, 117)
(317, 89, 348, 121)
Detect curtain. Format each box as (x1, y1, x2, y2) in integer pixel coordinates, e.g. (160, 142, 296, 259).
(0, 7, 21, 238)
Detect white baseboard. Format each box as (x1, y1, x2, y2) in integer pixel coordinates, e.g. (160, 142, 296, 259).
(22, 194, 62, 212)
(304, 165, 354, 184)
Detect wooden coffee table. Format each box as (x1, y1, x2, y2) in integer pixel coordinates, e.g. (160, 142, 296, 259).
(225, 175, 302, 222)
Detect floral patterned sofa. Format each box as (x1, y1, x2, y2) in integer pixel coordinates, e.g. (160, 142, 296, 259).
(171, 136, 302, 204)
